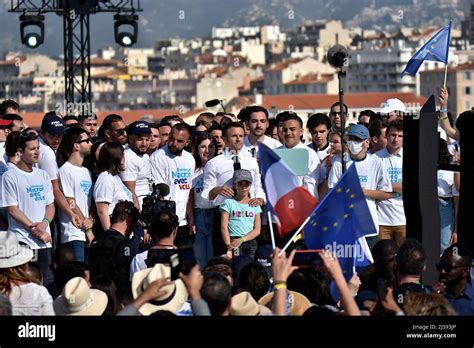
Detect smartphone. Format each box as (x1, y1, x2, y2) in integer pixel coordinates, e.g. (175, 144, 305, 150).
(170, 253, 180, 280)
(292, 250, 322, 267)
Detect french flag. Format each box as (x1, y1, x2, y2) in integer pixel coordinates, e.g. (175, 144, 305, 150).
(258, 143, 318, 237)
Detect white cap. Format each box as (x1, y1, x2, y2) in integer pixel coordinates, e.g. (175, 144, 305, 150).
(379, 98, 406, 114)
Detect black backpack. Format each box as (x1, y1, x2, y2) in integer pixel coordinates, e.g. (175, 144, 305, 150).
(88, 231, 129, 283)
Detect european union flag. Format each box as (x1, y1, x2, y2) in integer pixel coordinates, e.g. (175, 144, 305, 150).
(402, 22, 451, 76)
(303, 164, 376, 279)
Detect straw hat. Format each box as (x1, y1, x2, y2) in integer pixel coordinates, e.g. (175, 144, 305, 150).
(131, 263, 188, 315)
(0, 231, 34, 268)
(54, 277, 108, 316)
(231, 291, 272, 316)
(259, 290, 312, 316)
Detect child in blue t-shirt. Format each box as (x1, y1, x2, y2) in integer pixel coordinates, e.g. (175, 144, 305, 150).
(220, 169, 262, 259)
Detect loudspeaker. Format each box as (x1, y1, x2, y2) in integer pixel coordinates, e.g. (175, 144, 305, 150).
(403, 95, 440, 284)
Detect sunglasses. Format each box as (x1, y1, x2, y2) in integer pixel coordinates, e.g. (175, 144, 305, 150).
(112, 128, 127, 135)
(77, 138, 92, 144)
(19, 131, 38, 139)
(435, 262, 469, 273)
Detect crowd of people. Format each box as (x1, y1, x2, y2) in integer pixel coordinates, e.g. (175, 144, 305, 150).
(0, 89, 471, 316)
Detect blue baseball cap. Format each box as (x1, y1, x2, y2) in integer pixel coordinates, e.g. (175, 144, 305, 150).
(347, 124, 369, 140)
(41, 113, 65, 136)
(127, 121, 151, 135)
(233, 169, 253, 184)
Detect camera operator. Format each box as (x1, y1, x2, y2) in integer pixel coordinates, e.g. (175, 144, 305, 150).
(130, 210, 179, 278)
(88, 201, 141, 299)
(150, 123, 196, 248)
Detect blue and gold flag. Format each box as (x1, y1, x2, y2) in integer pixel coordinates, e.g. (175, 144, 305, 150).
(303, 164, 376, 278)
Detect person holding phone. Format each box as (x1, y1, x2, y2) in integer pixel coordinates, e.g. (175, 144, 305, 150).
(220, 169, 261, 259)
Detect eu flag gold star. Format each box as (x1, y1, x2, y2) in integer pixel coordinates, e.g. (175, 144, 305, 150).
(333, 222, 339, 227)
(349, 204, 355, 209)
(350, 194, 355, 199)
(344, 214, 349, 219)
(336, 188, 342, 193)
(322, 226, 328, 231)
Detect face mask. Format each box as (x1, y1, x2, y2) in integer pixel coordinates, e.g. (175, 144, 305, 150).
(348, 140, 364, 155)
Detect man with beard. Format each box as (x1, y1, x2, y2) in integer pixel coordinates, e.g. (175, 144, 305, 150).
(434, 245, 474, 315)
(99, 114, 127, 145)
(157, 121, 172, 149)
(150, 123, 196, 248)
(243, 106, 281, 160)
(40, 113, 82, 240)
(57, 127, 94, 262)
(120, 121, 152, 209)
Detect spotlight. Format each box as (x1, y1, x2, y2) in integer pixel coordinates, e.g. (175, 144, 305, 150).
(114, 14, 138, 47)
(20, 14, 45, 49)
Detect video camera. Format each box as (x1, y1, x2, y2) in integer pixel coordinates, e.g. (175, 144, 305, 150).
(140, 183, 177, 229)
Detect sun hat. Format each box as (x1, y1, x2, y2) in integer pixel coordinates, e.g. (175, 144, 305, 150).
(131, 263, 188, 315)
(259, 290, 312, 316)
(0, 231, 34, 269)
(53, 277, 108, 316)
(231, 291, 272, 316)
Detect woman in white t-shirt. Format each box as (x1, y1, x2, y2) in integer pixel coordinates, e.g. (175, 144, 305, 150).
(93, 142, 133, 231)
(192, 132, 216, 269)
(0, 232, 54, 316)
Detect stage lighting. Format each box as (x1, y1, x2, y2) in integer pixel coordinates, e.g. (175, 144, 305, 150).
(114, 14, 138, 47)
(20, 14, 45, 49)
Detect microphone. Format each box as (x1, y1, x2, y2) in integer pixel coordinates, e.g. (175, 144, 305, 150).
(156, 183, 170, 197)
(327, 45, 349, 68)
(205, 99, 221, 108)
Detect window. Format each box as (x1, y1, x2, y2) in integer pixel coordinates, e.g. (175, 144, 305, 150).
(465, 87, 471, 95)
(466, 101, 471, 110)
(465, 72, 471, 80)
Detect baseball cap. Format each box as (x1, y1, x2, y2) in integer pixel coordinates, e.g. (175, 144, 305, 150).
(379, 98, 406, 114)
(41, 113, 65, 136)
(127, 121, 151, 135)
(233, 169, 253, 184)
(0, 117, 13, 127)
(347, 124, 369, 140)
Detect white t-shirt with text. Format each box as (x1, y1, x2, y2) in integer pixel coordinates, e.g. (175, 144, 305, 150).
(328, 154, 392, 233)
(58, 162, 93, 242)
(150, 145, 196, 226)
(1, 166, 54, 249)
(375, 148, 406, 226)
(120, 147, 152, 208)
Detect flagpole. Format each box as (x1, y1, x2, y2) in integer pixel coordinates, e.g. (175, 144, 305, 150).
(268, 211, 276, 250)
(278, 215, 312, 256)
(443, 63, 448, 88)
